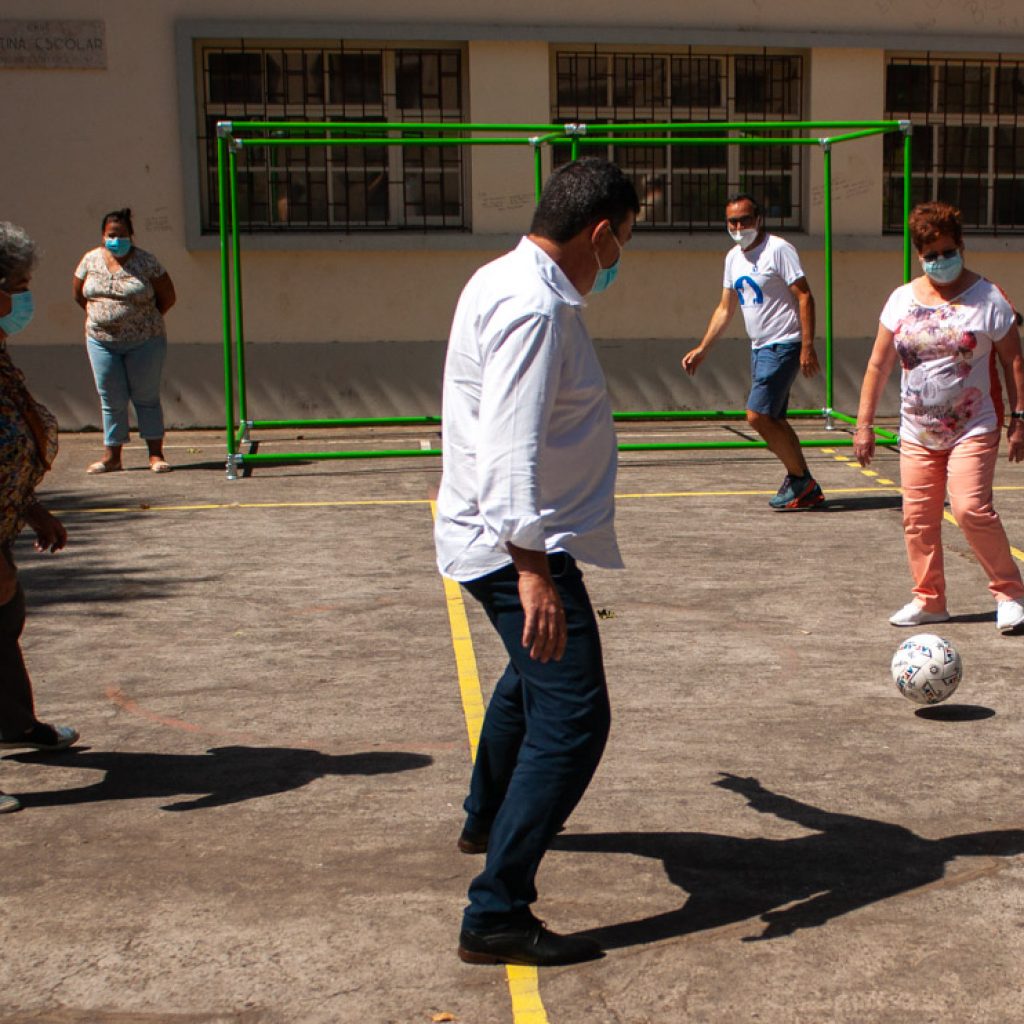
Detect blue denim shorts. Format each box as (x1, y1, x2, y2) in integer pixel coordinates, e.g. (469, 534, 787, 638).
(748, 341, 801, 418)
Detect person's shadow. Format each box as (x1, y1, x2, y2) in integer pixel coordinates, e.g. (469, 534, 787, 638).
(555, 773, 1024, 946)
(5, 745, 432, 811)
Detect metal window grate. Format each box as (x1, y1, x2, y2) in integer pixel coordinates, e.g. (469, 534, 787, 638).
(885, 53, 1024, 234)
(552, 47, 804, 231)
(196, 41, 467, 233)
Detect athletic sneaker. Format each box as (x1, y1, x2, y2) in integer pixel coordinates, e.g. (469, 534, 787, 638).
(996, 598, 1024, 634)
(769, 473, 825, 510)
(0, 791, 21, 814)
(889, 601, 951, 627)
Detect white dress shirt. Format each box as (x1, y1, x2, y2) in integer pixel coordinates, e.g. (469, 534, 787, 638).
(434, 236, 622, 582)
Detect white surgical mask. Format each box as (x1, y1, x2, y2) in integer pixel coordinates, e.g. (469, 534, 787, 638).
(728, 226, 759, 248)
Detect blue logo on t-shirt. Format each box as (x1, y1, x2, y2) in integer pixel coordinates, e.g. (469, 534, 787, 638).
(734, 276, 764, 306)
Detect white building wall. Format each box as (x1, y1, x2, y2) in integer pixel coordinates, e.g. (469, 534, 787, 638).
(2, 2, 1023, 428)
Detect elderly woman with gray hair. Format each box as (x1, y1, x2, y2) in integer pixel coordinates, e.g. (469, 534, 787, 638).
(0, 222, 79, 814)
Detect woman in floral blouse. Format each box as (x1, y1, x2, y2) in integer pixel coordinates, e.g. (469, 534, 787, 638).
(0, 222, 79, 813)
(855, 201, 1024, 633)
(73, 208, 176, 474)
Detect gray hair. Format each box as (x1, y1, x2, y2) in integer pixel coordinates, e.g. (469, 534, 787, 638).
(0, 222, 38, 287)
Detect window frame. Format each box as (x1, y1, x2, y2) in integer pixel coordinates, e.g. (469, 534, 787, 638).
(550, 44, 808, 233)
(884, 51, 1024, 235)
(193, 37, 469, 236)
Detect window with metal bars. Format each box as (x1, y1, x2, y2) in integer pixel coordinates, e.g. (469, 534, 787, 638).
(196, 41, 467, 233)
(884, 53, 1024, 234)
(552, 47, 805, 231)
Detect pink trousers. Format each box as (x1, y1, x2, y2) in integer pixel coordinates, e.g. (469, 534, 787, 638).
(900, 431, 1024, 611)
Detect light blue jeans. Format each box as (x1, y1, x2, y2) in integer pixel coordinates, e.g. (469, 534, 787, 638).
(86, 335, 166, 446)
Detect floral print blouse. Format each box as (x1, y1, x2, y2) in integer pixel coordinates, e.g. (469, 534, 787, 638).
(0, 341, 58, 546)
(74, 246, 166, 344)
(880, 278, 1014, 450)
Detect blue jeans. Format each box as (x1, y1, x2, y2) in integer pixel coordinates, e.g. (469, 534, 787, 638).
(748, 341, 801, 419)
(461, 553, 611, 932)
(86, 335, 166, 446)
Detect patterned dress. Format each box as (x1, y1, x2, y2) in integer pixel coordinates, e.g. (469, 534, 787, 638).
(0, 341, 58, 547)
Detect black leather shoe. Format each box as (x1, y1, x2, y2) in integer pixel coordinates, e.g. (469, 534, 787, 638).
(457, 827, 489, 854)
(459, 919, 602, 966)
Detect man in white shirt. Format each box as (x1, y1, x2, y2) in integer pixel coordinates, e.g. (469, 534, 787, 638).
(435, 158, 638, 967)
(682, 194, 824, 509)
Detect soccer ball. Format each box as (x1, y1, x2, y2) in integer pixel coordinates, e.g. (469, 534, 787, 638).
(891, 633, 963, 705)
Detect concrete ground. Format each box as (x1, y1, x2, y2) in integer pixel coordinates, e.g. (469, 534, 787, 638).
(2, 421, 1023, 1024)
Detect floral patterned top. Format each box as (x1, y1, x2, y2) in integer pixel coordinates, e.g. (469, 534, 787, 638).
(0, 341, 58, 546)
(74, 246, 167, 344)
(880, 277, 1014, 450)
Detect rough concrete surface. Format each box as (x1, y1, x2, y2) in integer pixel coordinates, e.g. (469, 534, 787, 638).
(2, 422, 1023, 1024)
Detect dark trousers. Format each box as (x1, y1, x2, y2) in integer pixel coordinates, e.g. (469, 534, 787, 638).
(0, 575, 36, 739)
(461, 553, 611, 932)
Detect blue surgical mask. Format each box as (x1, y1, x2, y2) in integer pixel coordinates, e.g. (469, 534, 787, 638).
(922, 251, 963, 285)
(105, 237, 132, 258)
(0, 291, 34, 336)
(591, 234, 623, 294)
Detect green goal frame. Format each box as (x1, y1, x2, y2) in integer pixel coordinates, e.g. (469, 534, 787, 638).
(216, 119, 912, 478)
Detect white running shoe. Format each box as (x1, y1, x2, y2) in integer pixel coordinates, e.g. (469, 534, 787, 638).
(996, 598, 1024, 634)
(889, 601, 951, 627)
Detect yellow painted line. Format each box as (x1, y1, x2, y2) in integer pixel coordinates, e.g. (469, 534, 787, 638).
(50, 483, 1024, 518)
(440, 571, 486, 760)
(55, 498, 432, 514)
(616, 485, 898, 499)
(506, 966, 551, 1023)
(428, 501, 550, 1024)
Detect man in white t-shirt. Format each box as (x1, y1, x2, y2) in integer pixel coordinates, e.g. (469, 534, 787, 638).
(682, 194, 824, 509)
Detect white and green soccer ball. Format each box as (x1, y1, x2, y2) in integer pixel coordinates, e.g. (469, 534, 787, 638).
(891, 633, 963, 705)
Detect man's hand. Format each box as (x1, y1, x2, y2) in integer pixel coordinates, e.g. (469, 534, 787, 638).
(517, 569, 566, 662)
(800, 345, 821, 378)
(681, 347, 706, 376)
(24, 503, 67, 553)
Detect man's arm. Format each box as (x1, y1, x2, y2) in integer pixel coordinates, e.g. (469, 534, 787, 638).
(681, 288, 738, 375)
(789, 276, 819, 377)
(476, 314, 566, 662)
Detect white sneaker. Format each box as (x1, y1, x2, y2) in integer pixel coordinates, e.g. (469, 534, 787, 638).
(889, 601, 951, 627)
(996, 598, 1024, 634)
(0, 792, 21, 814)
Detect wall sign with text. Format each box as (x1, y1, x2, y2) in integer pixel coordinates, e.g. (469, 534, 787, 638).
(0, 20, 105, 69)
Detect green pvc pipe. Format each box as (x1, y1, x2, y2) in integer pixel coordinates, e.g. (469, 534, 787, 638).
(236, 449, 442, 462)
(826, 127, 896, 144)
(903, 129, 913, 282)
(217, 133, 236, 463)
(612, 408, 825, 421)
(823, 143, 835, 411)
(228, 144, 248, 428)
(226, 120, 566, 133)
(580, 120, 903, 132)
(215, 119, 911, 474)
(578, 136, 824, 147)
(240, 136, 538, 148)
(533, 144, 543, 202)
(251, 416, 441, 428)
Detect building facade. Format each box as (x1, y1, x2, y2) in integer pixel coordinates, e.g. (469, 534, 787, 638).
(4, 2, 1024, 428)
